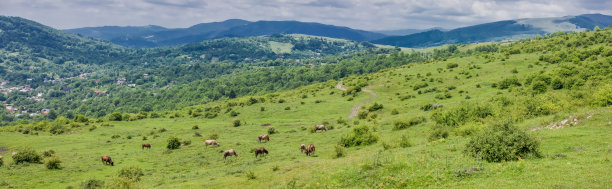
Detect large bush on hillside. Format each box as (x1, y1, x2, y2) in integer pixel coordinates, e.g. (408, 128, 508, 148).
(166, 137, 180, 150)
(593, 85, 612, 106)
(108, 112, 123, 121)
(13, 148, 42, 164)
(339, 124, 379, 147)
(465, 122, 541, 162)
(431, 102, 493, 127)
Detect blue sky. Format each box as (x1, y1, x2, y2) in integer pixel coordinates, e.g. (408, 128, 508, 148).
(1, 0, 610, 30)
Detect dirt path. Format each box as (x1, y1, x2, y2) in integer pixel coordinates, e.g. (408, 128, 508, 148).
(336, 82, 377, 118)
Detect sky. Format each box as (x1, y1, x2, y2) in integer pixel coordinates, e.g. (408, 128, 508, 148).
(1, 0, 610, 30)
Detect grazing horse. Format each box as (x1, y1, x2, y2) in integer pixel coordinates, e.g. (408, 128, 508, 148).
(300, 144, 306, 153)
(205, 140, 220, 147)
(258, 134, 270, 143)
(254, 147, 268, 158)
(314, 125, 327, 132)
(142, 143, 152, 150)
(101, 155, 114, 166)
(223, 149, 238, 160)
(305, 144, 316, 156)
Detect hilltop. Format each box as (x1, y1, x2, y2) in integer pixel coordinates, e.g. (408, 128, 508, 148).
(65, 19, 386, 48)
(0, 26, 610, 188)
(372, 13, 612, 47)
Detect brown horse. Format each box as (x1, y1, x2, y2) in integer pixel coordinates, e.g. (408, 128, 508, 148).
(258, 134, 270, 143)
(300, 144, 306, 153)
(101, 155, 114, 166)
(254, 147, 268, 158)
(142, 143, 152, 150)
(305, 144, 315, 156)
(205, 140, 220, 147)
(223, 149, 238, 160)
(314, 125, 327, 132)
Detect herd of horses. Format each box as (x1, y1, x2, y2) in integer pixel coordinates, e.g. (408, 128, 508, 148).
(99, 124, 327, 166)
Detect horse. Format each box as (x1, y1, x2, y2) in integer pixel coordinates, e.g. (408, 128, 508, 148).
(258, 134, 270, 143)
(300, 144, 306, 153)
(254, 147, 268, 158)
(142, 143, 152, 150)
(305, 144, 315, 156)
(223, 149, 238, 160)
(101, 155, 114, 166)
(205, 140, 220, 147)
(314, 125, 327, 132)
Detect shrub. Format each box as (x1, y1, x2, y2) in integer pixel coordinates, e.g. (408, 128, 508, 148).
(118, 166, 144, 182)
(81, 179, 104, 189)
(260, 107, 265, 111)
(391, 109, 399, 115)
(339, 124, 379, 147)
(497, 77, 522, 89)
(142, 136, 147, 141)
(12, 147, 42, 164)
(420, 103, 443, 111)
(230, 111, 239, 117)
(430, 102, 493, 127)
(272, 165, 280, 171)
(182, 140, 192, 146)
(246, 171, 256, 180)
(465, 122, 541, 162)
(278, 99, 285, 103)
(393, 116, 426, 130)
(593, 85, 612, 106)
(73, 115, 89, 123)
(208, 133, 219, 140)
(233, 119, 241, 127)
(428, 125, 450, 141)
(334, 145, 346, 158)
(108, 112, 123, 121)
(368, 103, 384, 112)
(284, 106, 291, 110)
(267, 127, 277, 135)
(45, 156, 61, 170)
(446, 62, 459, 69)
(531, 81, 548, 94)
(150, 112, 160, 118)
(42, 150, 55, 157)
(399, 135, 412, 148)
(194, 132, 202, 137)
(192, 125, 199, 130)
(382, 141, 395, 150)
(111, 135, 121, 139)
(166, 137, 181, 150)
(357, 111, 368, 119)
(159, 128, 167, 133)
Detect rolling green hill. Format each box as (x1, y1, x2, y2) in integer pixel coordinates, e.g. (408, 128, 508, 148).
(0, 26, 609, 188)
(65, 20, 387, 48)
(372, 14, 612, 48)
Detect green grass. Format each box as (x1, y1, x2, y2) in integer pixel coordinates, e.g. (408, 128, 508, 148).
(1, 29, 611, 188)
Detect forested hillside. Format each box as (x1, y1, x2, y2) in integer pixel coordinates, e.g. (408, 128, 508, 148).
(0, 26, 609, 188)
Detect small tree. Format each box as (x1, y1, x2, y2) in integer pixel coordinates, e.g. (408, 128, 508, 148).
(167, 137, 180, 150)
(233, 119, 241, 127)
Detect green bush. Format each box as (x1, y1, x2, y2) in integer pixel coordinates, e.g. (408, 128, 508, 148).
(246, 171, 256, 180)
(339, 124, 379, 147)
(182, 140, 192, 146)
(73, 115, 89, 123)
(368, 103, 384, 112)
(430, 102, 493, 127)
(267, 127, 277, 135)
(465, 122, 541, 162)
(399, 135, 412, 148)
(497, 77, 522, 89)
(391, 109, 399, 115)
(81, 179, 104, 189)
(208, 133, 219, 140)
(194, 132, 202, 137)
(42, 150, 55, 157)
(108, 112, 123, 121)
(593, 85, 612, 106)
(12, 147, 42, 164)
(428, 125, 450, 141)
(118, 166, 144, 182)
(392, 116, 426, 130)
(233, 119, 241, 127)
(45, 156, 61, 170)
(334, 145, 346, 158)
(357, 111, 368, 119)
(167, 137, 181, 150)
(446, 62, 459, 69)
(192, 125, 199, 130)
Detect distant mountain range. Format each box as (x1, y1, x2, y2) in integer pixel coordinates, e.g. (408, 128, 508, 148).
(372, 14, 612, 48)
(65, 19, 386, 48)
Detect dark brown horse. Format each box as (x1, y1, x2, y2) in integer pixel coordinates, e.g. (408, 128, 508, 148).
(300, 144, 306, 153)
(258, 134, 270, 143)
(314, 125, 327, 132)
(254, 147, 268, 158)
(101, 155, 114, 166)
(223, 149, 238, 160)
(142, 143, 151, 150)
(305, 144, 315, 156)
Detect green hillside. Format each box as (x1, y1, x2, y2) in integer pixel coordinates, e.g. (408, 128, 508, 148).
(0, 27, 610, 188)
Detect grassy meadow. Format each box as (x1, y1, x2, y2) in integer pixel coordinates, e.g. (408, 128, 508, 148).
(1, 29, 611, 188)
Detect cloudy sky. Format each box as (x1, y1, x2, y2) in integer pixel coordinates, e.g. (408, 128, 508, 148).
(1, 0, 610, 30)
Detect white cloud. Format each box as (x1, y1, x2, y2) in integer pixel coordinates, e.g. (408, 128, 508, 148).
(0, 0, 609, 30)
